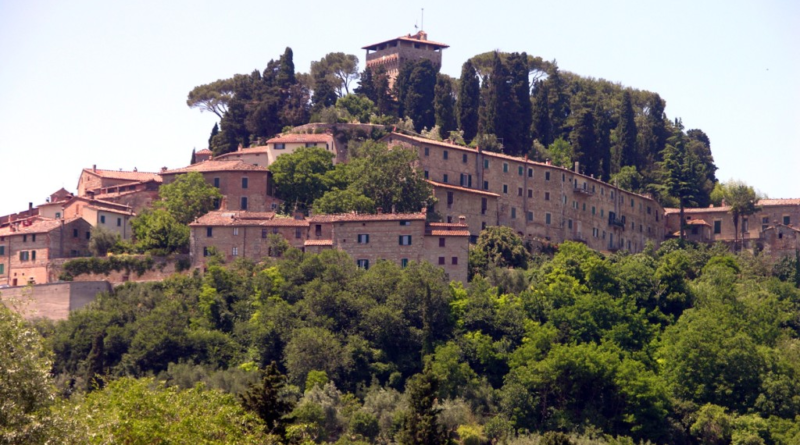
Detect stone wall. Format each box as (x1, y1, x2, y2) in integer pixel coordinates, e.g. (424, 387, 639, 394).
(47, 255, 190, 285)
(1, 281, 111, 320)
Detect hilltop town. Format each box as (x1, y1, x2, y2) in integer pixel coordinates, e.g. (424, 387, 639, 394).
(1, 31, 799, 314)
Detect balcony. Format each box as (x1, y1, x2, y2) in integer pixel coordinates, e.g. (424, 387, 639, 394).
(573, 183, 594, 196)
(608, 215, 625, 230)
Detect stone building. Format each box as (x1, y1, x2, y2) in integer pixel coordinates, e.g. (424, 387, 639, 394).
(665, 198, 800, 252)
(160, 160, 280, 213)
(0, 216, 92, 286)
(77, 166, 162, 197)
(189, 211, 309, 265)
(214, 133, 338, 167)
(37, 196, 135, 239)
(363, 31, 448, 88)
(384, 133, 665, 253)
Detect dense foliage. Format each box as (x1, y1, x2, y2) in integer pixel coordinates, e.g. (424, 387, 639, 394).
(24, 239, 800, 444)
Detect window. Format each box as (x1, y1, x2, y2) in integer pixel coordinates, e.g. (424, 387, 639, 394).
(518, 166, 523, 176)
(462, 153, 468, 163)
(483, 181, 489, 190)
(399, 220, 410, 226)
(447, 192, 454, 208)
(527, 211, 533, 221)
(203, 247, 209, 257)
(443, 150, 449, 160)
(545, 171, 551, 181)
(73, 229, 78, 238)
(544, 192, 550, 201)
(315, 225, 322, 236)
(213, 198, 220, 209)
(438, 257, 445, 265)
(631, 198, 635, 207)
(528, 168, 533, 178)
(100, 215, 106, 224)
(784, 216, 791, 225)
(481, 198, 487, 215)
(511, 207, 516, 219)
(568, 219, 573, 229)
(0, 246, 3, 255)
(503, 163, 508, 173)
(484, 159, 489, 169)
(647, 206, 652, 215)
(399, 235, 412, 245)
(546, 213, 552, 225)
(424, 170, 429, 179)
(460, 173, 472, 187)
(55, 212, 61, 219)
(86, 232, 90, 240)
(592, 206, 596, 215)
(743, 219, 749, 232)
(295, 228, 302, 239)
(502, 184, 508, 194)
(241, 197, 248, 210)
(562, 173, 565, 182)
(242, 178, 249, 189)
(452, 257, 458, 265)
(262, 229, 268, 239)
(357, 234, 370, 244)
(439, 237, 446, 247)
(275, 143, 286, 150)
(207, 227, 213, 237)
(610, 191, 615, 200)
(357, 259, 370, 269)
(233, 227, 239, 236)
(0, 264, 3, 274)
(117, 218, 122, 227)
(518, 187, 523, 197)
(443, 174, 448, 183)
(401, 258, 409, 268)
(20, 251, 29, 261)
(424, 147, 429, 156)
(23, 235, 27, 242)
(232, 247, 239, 256)
(213, 177, 220, 188)
(272, 227, 279, 234)
(527, 189, 533, 198)
(482, 222, 487, 230)
(305, 142, 316, 147)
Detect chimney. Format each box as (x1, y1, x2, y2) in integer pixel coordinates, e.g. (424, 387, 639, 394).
(458, 215, 466, 224)
(545, 159, 551, 165)
(92, 164, 97, 172)
(133, 167, 138, 172)
(376, 207, 383, 214)
(574, 161, 580, 173)
(161, 167, 167, 173)
(721, 199, 726, 207)
(28, 202, 33, 212)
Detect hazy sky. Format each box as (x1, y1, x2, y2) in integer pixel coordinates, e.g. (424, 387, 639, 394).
(1, 0, 798, 216)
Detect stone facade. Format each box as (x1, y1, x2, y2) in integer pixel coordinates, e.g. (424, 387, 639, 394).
(161, 160, 279, 213)
(385, 133, 665, 253)
(0, 217, 92, 286)
(77, 166, 161, 197)
(37, 196, 135, 239)
(214, 133, 338, 167)
(1, 281, 112, 320)
(363, 31, 448, 88)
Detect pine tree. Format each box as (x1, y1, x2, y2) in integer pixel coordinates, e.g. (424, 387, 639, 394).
(457, 60, 480, 143)
(433, 74, 456, 139)
(661, 129, 699, 240)
(240, 362, 295, 437)
(531, 80, 553, 146)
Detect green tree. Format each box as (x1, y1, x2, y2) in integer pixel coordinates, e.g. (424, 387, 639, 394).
(719, 180, 761, 246)
(661, 129, 701, 240)
(158, 171, 222, 225)
(312, 188, 375, 214)
(469, 226, 531, 278)
(531, 79, 553, 147)
(336, 94, 375, 123)
(187, 78, 235, 119)
(396, 367, 448, 445)
(270, 147, 336, 212)
(88, 226, 120, 257)
(310, 52, 360, 96)
(399, 60, 438, 132)
(240, 362, 295, 437)
(569, 106, 597, 174)
(208, 122, 219, 150)
(457, 60, 480, 143)
(130, 208, 189, 254)
(616, 91, 638, 172)
(434, 74, 457, 139)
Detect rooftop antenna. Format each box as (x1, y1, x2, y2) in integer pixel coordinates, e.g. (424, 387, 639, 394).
(421, 8, 424, 31)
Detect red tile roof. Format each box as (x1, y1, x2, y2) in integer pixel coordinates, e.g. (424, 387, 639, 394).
(427, 222, 468, 229)
(196, 149, 212, 155)
(427, 180, 499, 197)
(162, 160, 268, 174)
(309, 212, 426, 223)
(0, 216, 83, 236)
(266, 134, 334, 144)
(190, 211, 308, 227)
(429, 230, 470, 237)
(214, 146, 270, 160)
(666, 198, 800, 216)
(304, 239, 334, 246)
(686, 219, 710, 226)
(83, 168, 162, 183)
(759, 199, 800, 206)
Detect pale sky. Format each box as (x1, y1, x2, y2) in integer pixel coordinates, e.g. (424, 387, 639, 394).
(1, 0, 798, 216)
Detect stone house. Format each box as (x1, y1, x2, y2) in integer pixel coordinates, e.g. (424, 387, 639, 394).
(77, 166, 162, 197)
(189, 211, 309, 265)
(37, 196, 135, 239)
(0, 216, 92, 286)
(383, 133, 665, 254)
(160, 160, 280, 213)
(212, 133, 337, 167)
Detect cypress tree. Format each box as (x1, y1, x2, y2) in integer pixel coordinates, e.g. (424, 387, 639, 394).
(393, 61, 415, 118)
(457, 60, 480, 143)
(595, 104, 613, 181)
(531, 80, 553, 146)
(570, 107, 597, 174)
(546, 63, 570, 141)
(397, 367, 447, 445)
(85, 332, 105, 392)
(240, 362, 295, 437)
(208, 122, 219, 150)
(433, 74, 457, 138)
(506, 52, 533, 156)
(355, 67, 376, 102)
(311, 72, 338, 112)
(276, 47, 296, 90)
(616, 91, 638, 171)
(190, 148, 196, 165)
(403, 60, 437, 133)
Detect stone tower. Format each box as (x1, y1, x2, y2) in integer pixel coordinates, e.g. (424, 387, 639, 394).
(362, 31, 449, 88)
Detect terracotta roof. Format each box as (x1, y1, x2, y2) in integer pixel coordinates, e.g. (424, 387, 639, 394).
(429, 230, 470, 237)
(266, 134, 334, 144)
(190, 211, 308, 227)
(304, 239, 334, 246)
(363, 32, 449, 50)
(686, 219, 710, 226)
(386, 132, 661, 204)
(162, 160, 268, 174)
(427, 180, 499, 197)
(196, 149, 212, 155)
(759, 199, 800, 206)
(214, 146, 269, 160)
(309, 212, 426, 223)
(0, 216, 83, 236)
(83, 168, 162, 183)
(86, 205, 135, 216)
(665, 207, 729, 214)
(37, 196, 132, 213)
(427, 222, 468, 229)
